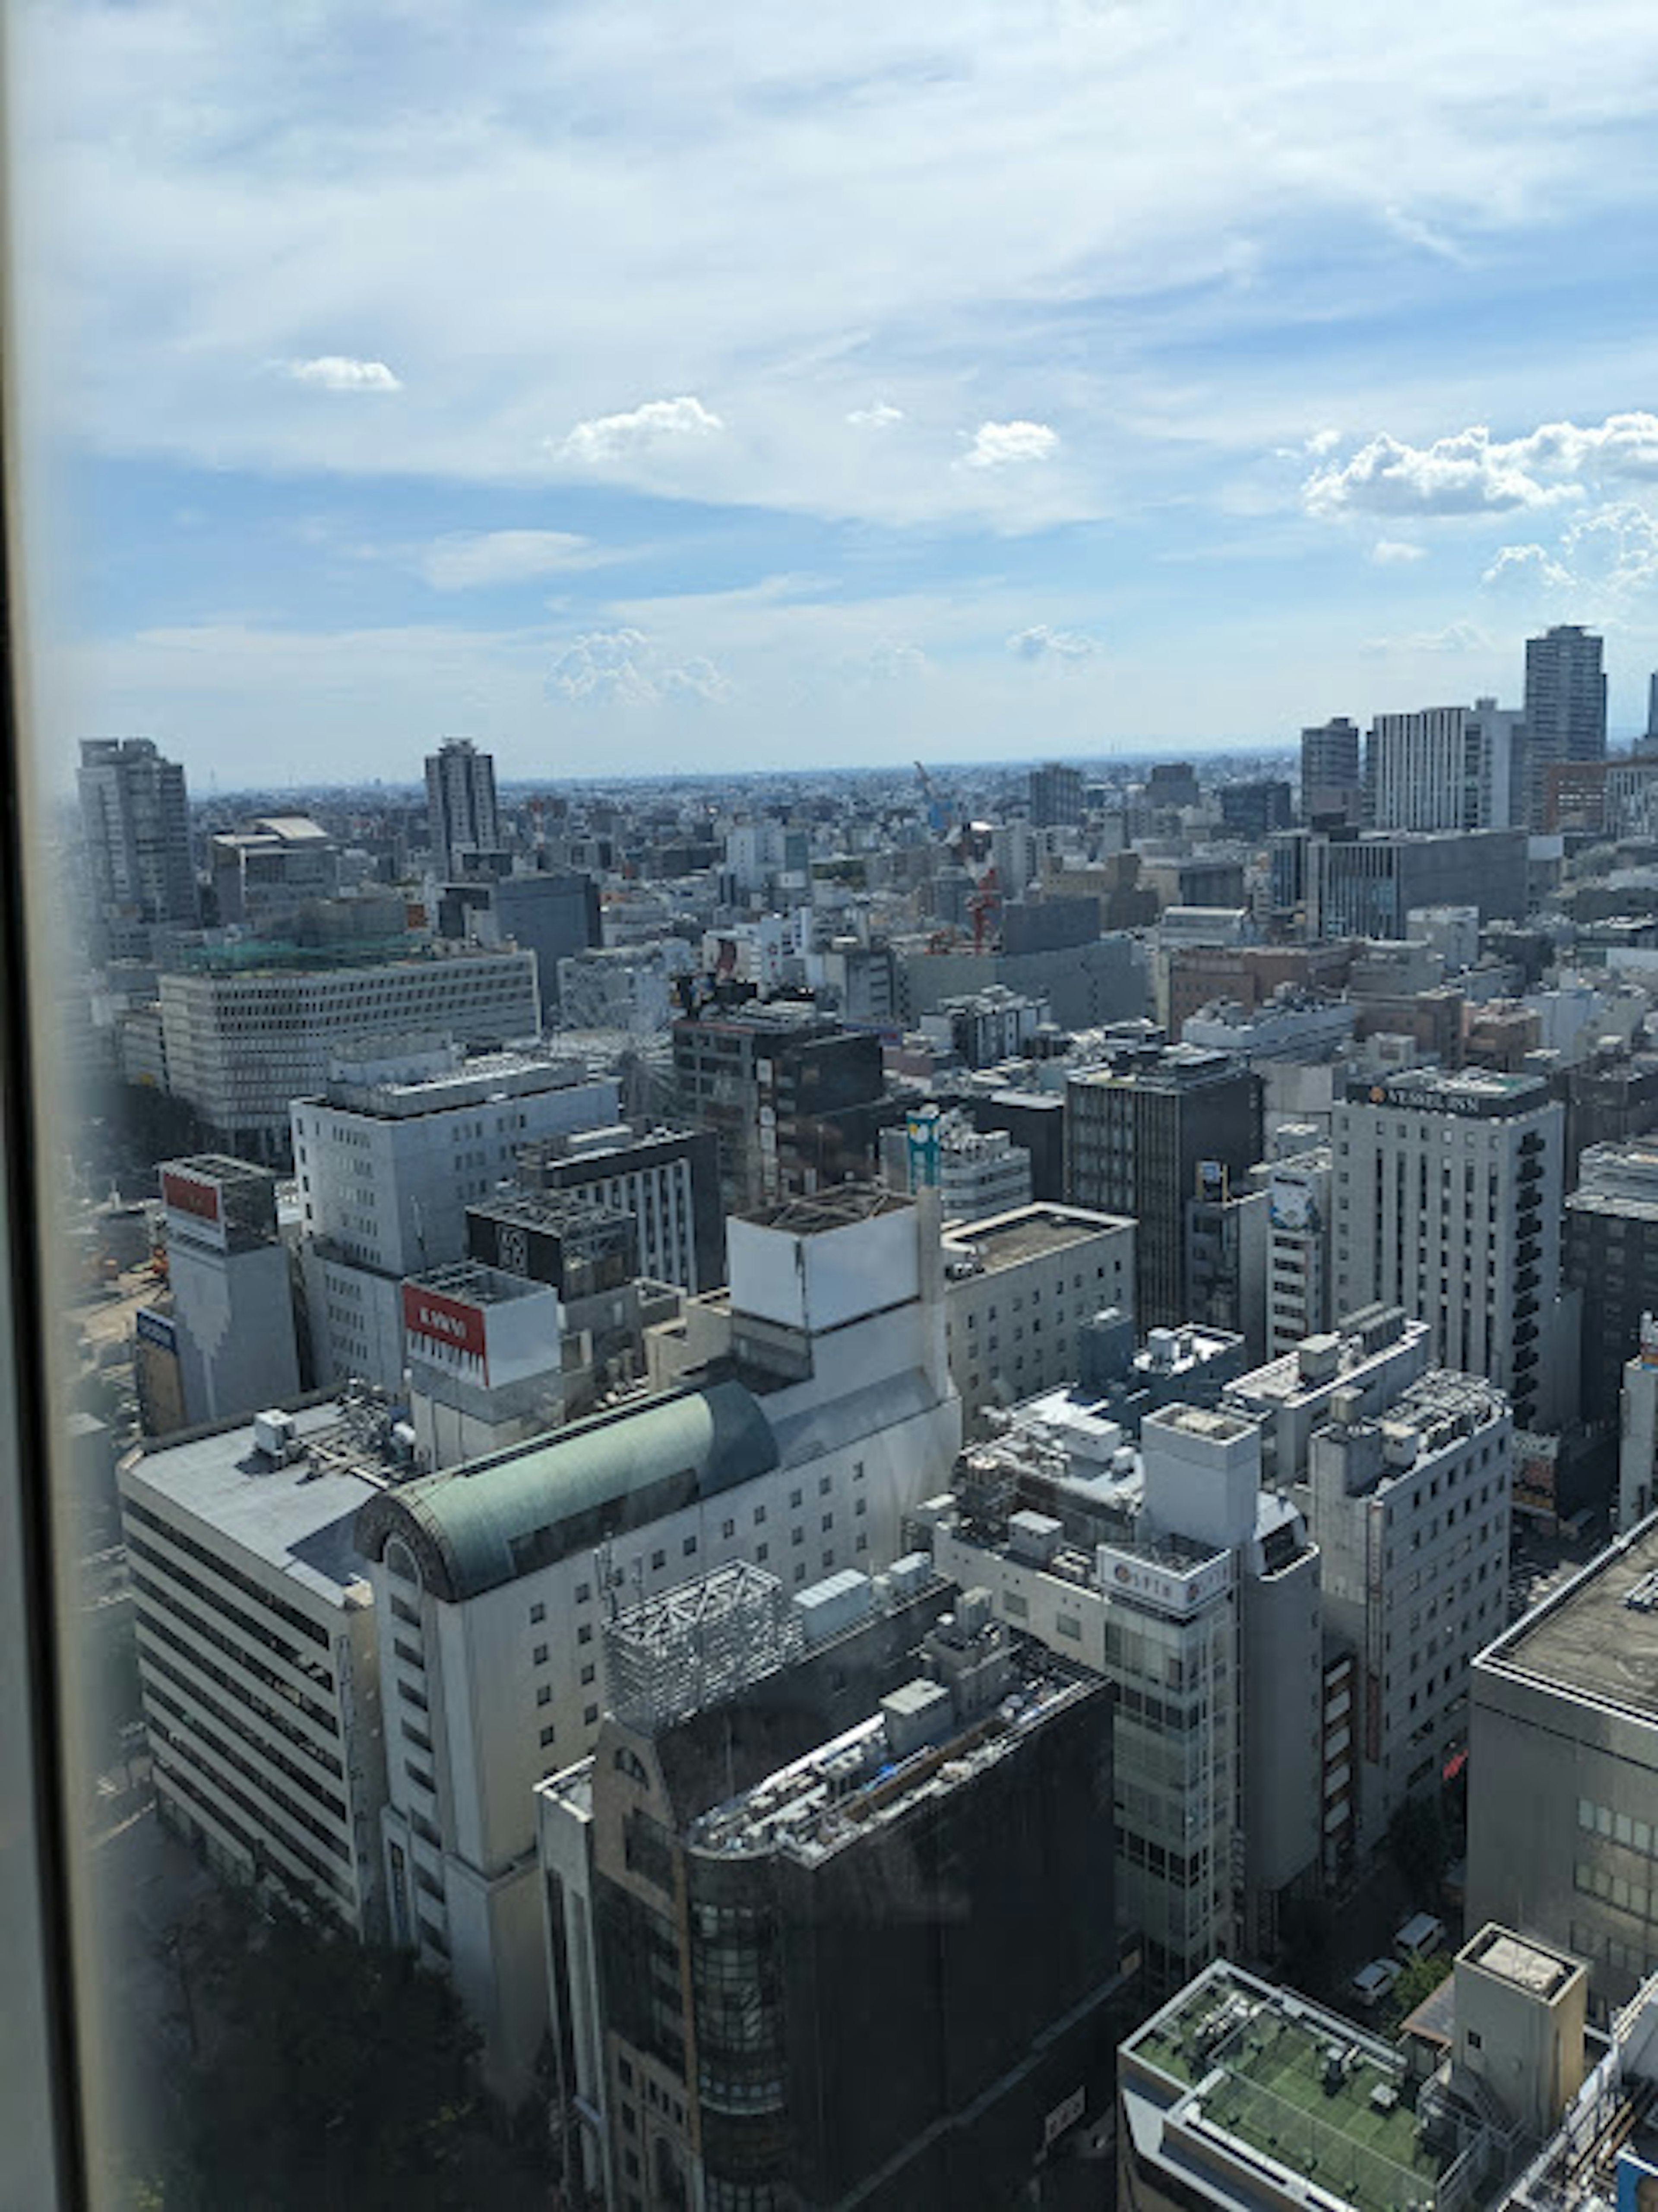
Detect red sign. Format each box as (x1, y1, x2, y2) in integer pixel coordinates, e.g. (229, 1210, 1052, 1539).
(402, 1282, 488, 1373)
(162, 1170, 222, 1226)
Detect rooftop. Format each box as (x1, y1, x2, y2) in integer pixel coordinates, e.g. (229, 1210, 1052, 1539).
(1479, 1513, 1658, 1727)
(1343, 1067, 1552, 1118)
(314, 1046, 605, 1118)
(942, 1202, 1133, 1272)
(120, 1399, 386, 1608)
(736, 1184, 912, 1237)
(1121, 1961, 1452, 2212)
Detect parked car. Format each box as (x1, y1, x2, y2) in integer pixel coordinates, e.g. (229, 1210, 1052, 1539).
(1394, 1911, 1446, 1961)
(1349, 1958, 1402, 2009)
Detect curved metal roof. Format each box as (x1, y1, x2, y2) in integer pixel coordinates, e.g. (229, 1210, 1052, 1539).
(354, 1380, 778, 1602)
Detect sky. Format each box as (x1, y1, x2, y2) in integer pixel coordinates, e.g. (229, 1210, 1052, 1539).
(14, 0, 1658, 786)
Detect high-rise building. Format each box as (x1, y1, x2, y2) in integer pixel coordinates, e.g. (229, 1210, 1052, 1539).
(1262, 1146, 1333, 1355)
(927, 1398, 1322, 1980)
(352, 1186, 962, 2097)
(507, 1122, 725, 1294)
(1565, 1142, 1658, 1438)
(142, 1156, 301, 1430)
(1066, 1045, 1263, 1329)
(77, 737, 198, 948)
(1525, 625, 1607, 827)
(1029, 759, 1085, 827)
(1330, 1070, 1567, 1432)
(437, 868, 598, 1022)
(1365, 699, 1525, 832)
(1300, 715, 1363, 826)
(1218, 778, 1294, 839)
(424, 737, 502, 879)
(290, 1042, 620, 1386)
(538, 1563, 1121, 2210)
(1301, 826, 1529, 938)
(117, 1400, 391, 1940)
(1468, 1513, 1658, 2016)
(671, 1005, 887, 1212)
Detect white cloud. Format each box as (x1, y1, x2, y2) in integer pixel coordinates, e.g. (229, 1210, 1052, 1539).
(846, 640, 928, 681)
(555, 396, 724, 466)
(960, 420, 1059, 470)
(1371, 538, 1426, 565)
(547, 628, 730, 706)
(846, 402, 904, 429)
(286, 356, 401, 392)
(1366, 619, 1493, 655)
(419, 530, 598, 589)
(1305, 413, 1658, 519)
(1481, 542, 1570, 592)
(1007, 624, 1097, 660)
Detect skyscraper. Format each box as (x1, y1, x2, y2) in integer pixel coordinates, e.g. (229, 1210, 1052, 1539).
(423, 737, 501, 879)
(1365, 699, 1525, 832)
(76, 737, 198, 944)
(1299, 715, 1362, 826)
(1028, 759, 1084, 827)
(1524, 624, 1606, 827)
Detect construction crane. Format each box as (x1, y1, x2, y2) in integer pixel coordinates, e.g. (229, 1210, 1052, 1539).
(968, 864, 1002, 954)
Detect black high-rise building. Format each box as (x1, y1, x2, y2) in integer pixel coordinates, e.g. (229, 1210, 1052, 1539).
(1525, 624, 1606, 828)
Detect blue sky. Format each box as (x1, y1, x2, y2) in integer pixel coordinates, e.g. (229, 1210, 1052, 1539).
(16, 0, 1658, 785)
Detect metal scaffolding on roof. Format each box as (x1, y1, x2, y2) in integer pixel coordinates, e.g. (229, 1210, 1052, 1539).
(604, 1560, 803, 1736)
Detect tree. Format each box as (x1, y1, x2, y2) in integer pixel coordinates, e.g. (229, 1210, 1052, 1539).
(180, 1906, 486, 2211)
(1385, 1949, 1453, 2028)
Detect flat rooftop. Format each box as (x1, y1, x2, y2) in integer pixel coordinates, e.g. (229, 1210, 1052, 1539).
(1122, 1962, 1450, 2212)
(1481, 1515, 1658, 1725)
(943, 1203, 1133, 1270)
(737, 1186, 911, 1236)
(120, 1401, 384, 1608)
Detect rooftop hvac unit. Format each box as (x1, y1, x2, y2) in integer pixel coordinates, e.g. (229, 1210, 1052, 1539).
(1008, 1509, 1063, 1566)
(1329, 1387, 1365, 1428)
(887, 1551, 932, 1600)
(1298, 1333, 1342, 1385)
(253, 1408, 297, 1462)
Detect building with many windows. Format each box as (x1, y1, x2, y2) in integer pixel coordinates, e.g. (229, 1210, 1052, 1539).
(507, 1122, 725, 1295)
(77, 736, 199, 954)
(1565, 1141, 1658, 1436)
(1525, 623, 1606, 828)
(117, 1401, 390, 1940)
(351, 1187, 961, 2098)
(424, 737, 502, 879)
(1300, 715, 1363, 826)
(1365, 699, 1526, 833)
(1330, 1069, 1567, 1432)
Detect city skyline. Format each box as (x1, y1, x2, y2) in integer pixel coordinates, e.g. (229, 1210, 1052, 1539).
(18, 1, 1658, 782)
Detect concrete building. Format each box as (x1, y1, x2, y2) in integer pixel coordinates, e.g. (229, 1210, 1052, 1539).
(509, 1122, 725, 1295)
(1187, 1183, 1269, 1362)
(1301, 827, 1530, 939)
(1225, 1304, 1434, 1485)
(539, 1563, 1120, 2211)
(939, 1202, 1136, 1434)
(896, 929, 1148, 1034)
(1301, 715, 1364, 826)
(1299, 1369, 1511, 1855)
(1525, 624, 1607, 827)
(1030, 759, 1085, 827)
(209, 813, 339, 929)
(1181, 991, 1355, 1064)
(1066, 1044, 1263, 1331)
(671, 1005, 888, 1213)
(1331, 1069, 1567, 1432)
(144, 1155, 301, 1430)
(1496, 1958, 1658, 2210)
(440, 869, 600, 1022)
(1367, 699, 1526, 833)
(424, 737, 502, 879)
(1469, 1514, 1658, 2016)
(352, 1187, 962, 2098)
(292, 1043, 620, 1388)
(117, 1400, 391, 1939)
(1566, 1142, 1658, 1436)
(1263, 1146, 1333, 1356)
(1618, 1321, 1658, 1535)
(925, 1399, 1322, 1982)
(400, 1260, 566, 1468)
(1119, 1938, 1598, 2212)
(881, 1105, 1033, 1223)
(159, 941, 542, 1163)
(919, 984, 1049, 1068)
(77, 736, 198, 950)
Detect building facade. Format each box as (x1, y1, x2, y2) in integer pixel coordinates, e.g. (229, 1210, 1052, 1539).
(1525, 624, 1606, 828)
(509, 1122, 725, 1294)
(77, 736, 198, 947)
(424, 737, 502, 878)
(1366, 699, 1525, 833)
(1565, 1141, 1658, 1436)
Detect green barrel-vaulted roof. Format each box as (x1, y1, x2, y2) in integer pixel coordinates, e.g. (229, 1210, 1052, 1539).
(355, 1379, 779, 1602)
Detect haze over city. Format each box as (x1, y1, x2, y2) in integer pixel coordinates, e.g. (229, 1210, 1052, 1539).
(19, 0, 1658, 782)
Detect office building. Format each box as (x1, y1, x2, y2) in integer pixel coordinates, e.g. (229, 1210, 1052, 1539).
(539, 1563, 1120, 2210)
(77, 736, 198, 949)
(670, 1006, 887, 1212)
(439, 869, 600, 1022)
(1218, 778, 1294, 839)
(1165, 940, 1355, 1038)
(896, 928, 1148, 1034)
(1186, 1181, 1269, 1361)
(1300, 715, 1363, 826)
(919, 984, 1049, 1068)
(291, 1043, 619, 1387)
(881, 1105, 1033, 1222)
(1525, 624, 1607, 826)
(1565, 1141, 1658, 1435)
(353, 1187, 961, 2097)
(209, 814, 339, 928)
(424, 737, 502, 878)
(141, 1155, 301, 1431)
(505, 1122, 725, 1295)
(927, 1399, 1321, 1980)
(1366, 699, 1525, 832)
(1263, 1146, 1333, 1355)
(117, 1399, 392, 1940)
(938, 1201, 1136, 1432)
(1066, 1045, 1263, 1329)
(1120, 1937, 1599, 2212)
(400, 1261, 566, 1468)
(1300, 1369, 1511, 1855)
(1029, 759, 1085, 827)
(1469, 1514, 1658, 2016)
(1302, 826, 1529, 939)
(160, 940, 542, 1163)
(1225, 1304, 1433, 1484)
(1331, 1069, 1566, 1431)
